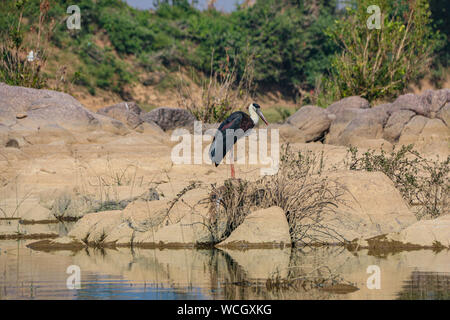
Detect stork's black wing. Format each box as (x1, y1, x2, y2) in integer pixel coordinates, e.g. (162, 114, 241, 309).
(209, 112, 253, 167)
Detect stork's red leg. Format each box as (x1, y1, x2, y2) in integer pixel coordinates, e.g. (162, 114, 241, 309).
(230, 146, 236, 179)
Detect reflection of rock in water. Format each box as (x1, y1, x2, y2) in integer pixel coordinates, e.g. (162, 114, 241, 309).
(397, 272, 450, 300)
(56, 221, 77, 236)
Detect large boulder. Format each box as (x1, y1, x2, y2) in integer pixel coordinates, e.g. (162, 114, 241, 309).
(68, 210, 123, 243)
(326, 96, 370, 115)
(322, 89, 450, 152)
(437, 103, 450, 126)
(216, 207, 291, 248)
(337, 108, 389, 146)
(62, 187, 212, 247)
(140, 107, 196, 131)
(325, 108, 366, 145)
(299, 171, 417, 245)
(398, 115, 429, 145)
(0, 83, 129, 146)
(286, 105, 332, 142)
(267, 123, 305, 144)
(97, 102, 144, 129)
(383, 110, 416, 142)
(390, 89, 450, 118)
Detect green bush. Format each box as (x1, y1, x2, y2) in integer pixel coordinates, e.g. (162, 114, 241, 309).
(326, 0, 438, 102)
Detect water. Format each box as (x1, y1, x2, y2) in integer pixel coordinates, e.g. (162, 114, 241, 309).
(0, 225, 449, 300)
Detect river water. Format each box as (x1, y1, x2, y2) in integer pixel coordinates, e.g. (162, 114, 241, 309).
(0, 223, 449, 300)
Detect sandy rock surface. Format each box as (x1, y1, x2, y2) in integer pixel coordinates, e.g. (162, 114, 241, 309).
(217, 206, 291, 248)
(0, 83, 448, 249)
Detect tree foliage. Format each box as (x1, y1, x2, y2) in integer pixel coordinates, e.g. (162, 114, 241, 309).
(326, 0, 438, 101)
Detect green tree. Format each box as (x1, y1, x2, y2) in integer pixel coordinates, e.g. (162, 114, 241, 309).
(326, 0, 438, 101)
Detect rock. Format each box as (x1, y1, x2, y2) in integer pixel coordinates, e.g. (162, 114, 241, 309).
(97, 102, 143, 129)
(325, 108, 366, 145)
(416, 118, 450, 154)
(141, 107, 196, 131)
(68, 210, 123, 242)
(103, 222, 135, 246)
(420, 118, 449, 138)
(216, 207, 291, 248)
(138, 188, 160, 202)
(393, 215, 450, 248)
(0, 124, 8, 146)
(398, 115, 429, 145)
(338, 108, 388, 146)
(391, 89, 450, 118)
(286, 105, 331, 142)
(134, 121, 165, 135)
(0, 83, 128, 138)
(20, 202, 56, 223)
(437, 103, 450, 126)
(0, 197, 56, 223)
(371, 215, 450, 249)
(298, 171, 417, 245)
(20, 123, 78, 145)
(133, 220, 213, 247)
(63, 186, 212, 248)
(84, 211, 124, 244)
(326, 107, 389, 146)
(326, 96, 370, 115)
(50, 191, 99, 221)
(383, 110, 416, 143)
(391, 93, 427, 116)
(121, 200, 168, 232)
(422, 89, 450, 116)
(268, 123, 305, 143)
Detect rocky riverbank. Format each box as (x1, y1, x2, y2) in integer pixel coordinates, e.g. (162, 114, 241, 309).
(0, 83, 448, 251)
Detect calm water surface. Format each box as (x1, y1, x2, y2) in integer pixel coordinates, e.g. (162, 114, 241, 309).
(0, 223, 449, 300)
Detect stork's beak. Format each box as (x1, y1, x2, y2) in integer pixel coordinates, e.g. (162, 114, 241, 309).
(257, 109, 269, 126)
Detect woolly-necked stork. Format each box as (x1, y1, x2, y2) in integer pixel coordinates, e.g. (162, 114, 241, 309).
(209, 103, 269, 178)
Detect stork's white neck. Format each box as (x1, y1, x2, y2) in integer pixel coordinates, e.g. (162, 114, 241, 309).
(249, 105, 259, 125)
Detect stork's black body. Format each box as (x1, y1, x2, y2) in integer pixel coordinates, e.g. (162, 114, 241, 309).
(210, 111, 255, 167)
(209, 103, 268, 178)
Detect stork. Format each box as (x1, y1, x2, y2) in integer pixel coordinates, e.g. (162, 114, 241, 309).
(209, 103, 269, 178)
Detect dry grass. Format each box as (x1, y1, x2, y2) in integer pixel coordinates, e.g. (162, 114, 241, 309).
(208, 145, 344, 245)
(176, 50, 256, 123)
(0, 0, 57, 89)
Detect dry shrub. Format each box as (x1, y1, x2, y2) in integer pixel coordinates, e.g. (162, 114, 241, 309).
(0, 0, 55, 88)
(177, 50, 256, 123)
(209, 145, 343, 245)
(347, 145, 449, 219)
